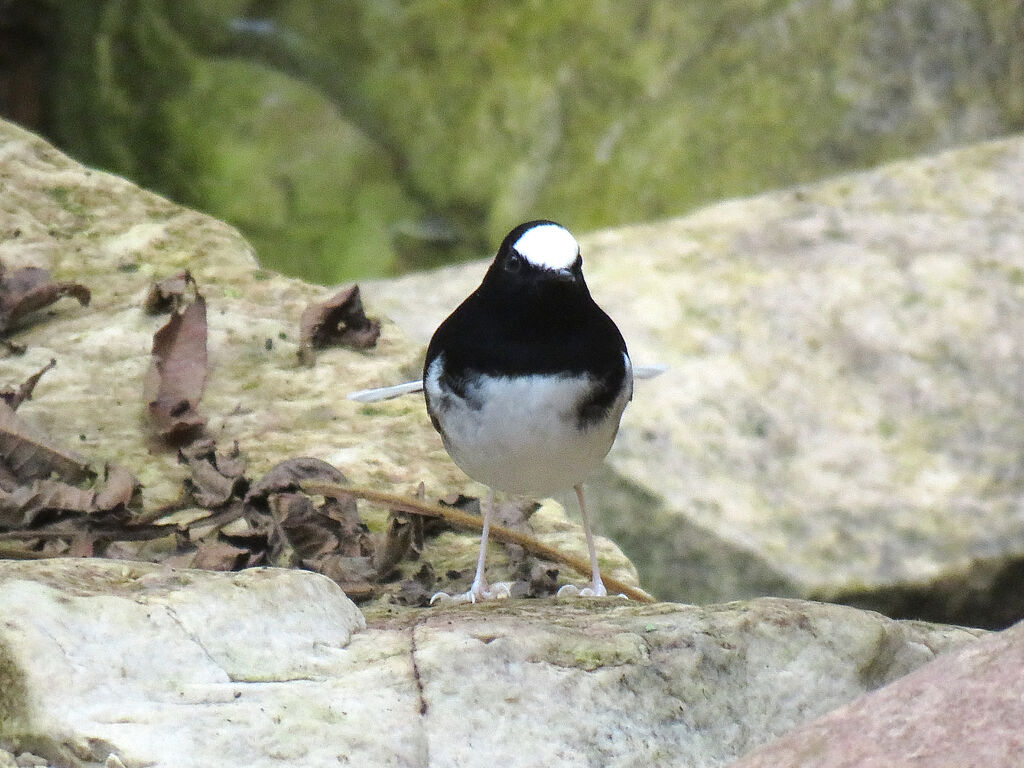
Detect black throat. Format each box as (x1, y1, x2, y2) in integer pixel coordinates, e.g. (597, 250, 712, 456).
(425, 263, 627, 384)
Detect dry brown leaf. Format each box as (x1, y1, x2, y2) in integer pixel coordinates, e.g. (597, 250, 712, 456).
(309, 554, 377, 602)
(186, 461, 240, 507)
(311, 554, 376, 582)
(0, 478, 95, 529)
(0, 265, 90, 334)
(432, 493, 480, 538)
(0, 463, 18, 492)
(93, 463, 140, 512)
(268, 492, 337, 565)
(1, 358, 56, 411)
(297, 285, 380, 366)
(216, 502, 271, 552)
(192, 539, 251, 571)
(526, 563, 561, 598)
(394, 562, 437, 606)
(179, 438, 248, 507)
(322, 495, 371, 557)
(213, 443, 246, 480)
(144, 270, 195, 315)
(407, 482, 427, 555)
(246, 457, 348, 508)
(249, 458, 373, 579)
(144, 294, 208, 442)
(373, 513, 414, 580)
(0, 400, 92, 484)
(267, 491, 372, 566)
(0, 467, 139, 532)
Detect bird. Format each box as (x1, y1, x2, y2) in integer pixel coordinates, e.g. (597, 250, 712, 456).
(419, 220, 633, 603)
(346, 222, 661, 600)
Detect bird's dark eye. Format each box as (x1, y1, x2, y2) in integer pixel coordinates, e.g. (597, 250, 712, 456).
(505, 252, 524, 273)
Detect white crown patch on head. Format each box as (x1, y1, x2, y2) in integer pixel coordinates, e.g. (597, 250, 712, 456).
(512, 223, 580, 271)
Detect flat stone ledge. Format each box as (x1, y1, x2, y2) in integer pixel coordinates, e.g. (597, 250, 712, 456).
(0, 558, 985, 768)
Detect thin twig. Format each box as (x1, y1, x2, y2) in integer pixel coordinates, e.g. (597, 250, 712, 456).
(0, 523, 173, 543)
(0, 544, 58, 560)
(302, 481, 655, 603)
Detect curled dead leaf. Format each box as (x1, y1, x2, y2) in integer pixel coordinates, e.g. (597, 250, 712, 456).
(268, 492, 336, 565)
(246, 457, 348, 508)
(144, 294, 208, 442)
(527, 563, 561, 598)
(0, 264, 90, 334)
(0, 461, 138, 531)
(144, 270, 197, 314)
(192, 539, 251, 571)
(267, 489, 371, 565)
(395, 562, 437, 606)
(0, 400, 92, 484)
(247, 458, 375, 588)
(0, 478, 95, 529)
(179, 438, 248, 508)
(310, 554, 377, 602)
(321, 495, 370, 557)
(1, 359, 56, 411)
(374, 513, 414, 580)
(93, 463, 140, 512)
(298, 284, 380, 366)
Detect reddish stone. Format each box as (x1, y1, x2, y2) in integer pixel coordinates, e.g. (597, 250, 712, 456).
(731, 620, 1024, 768)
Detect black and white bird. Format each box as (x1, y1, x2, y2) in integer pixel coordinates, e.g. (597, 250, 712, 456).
(348, 220, 658, 603)
(422, 220, 633, 602)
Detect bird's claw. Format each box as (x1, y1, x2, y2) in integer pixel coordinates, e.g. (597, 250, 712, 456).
(430, 581, 513, 605)
(556, 583, 628, 599)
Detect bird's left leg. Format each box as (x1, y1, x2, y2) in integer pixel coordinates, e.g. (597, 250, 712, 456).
(430, 489, 512, 604)
(557, 484, 609, 597)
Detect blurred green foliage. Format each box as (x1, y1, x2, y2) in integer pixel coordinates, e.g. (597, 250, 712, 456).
(3, 0, 1022, 282)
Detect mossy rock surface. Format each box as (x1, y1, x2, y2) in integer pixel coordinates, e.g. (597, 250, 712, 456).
(364, 134, 1024, 629)
(0, 117, 640, 601)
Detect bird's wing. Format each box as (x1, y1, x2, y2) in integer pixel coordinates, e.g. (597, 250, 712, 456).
(633, 364, 667, 380)
(348, 365, 664, 404)
(347, 380, 423, 403)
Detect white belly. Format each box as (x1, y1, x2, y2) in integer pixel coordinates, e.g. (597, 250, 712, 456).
(425, 357, 631, 496)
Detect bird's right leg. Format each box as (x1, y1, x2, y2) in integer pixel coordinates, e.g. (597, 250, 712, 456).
(430, 489, 511, 604)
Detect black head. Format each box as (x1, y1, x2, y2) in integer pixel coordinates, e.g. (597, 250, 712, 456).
(480, 220, 586, 298)
(424, 219, 627, 382)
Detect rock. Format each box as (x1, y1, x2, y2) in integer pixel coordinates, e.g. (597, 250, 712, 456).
(730, 618, 1024, 768)
(0, 117, 640, 601)
(0, 559, 364, 767)
(364, 134, 1024, 629)
(6, 2, 1022, 280)
(0, 558, 985, 768)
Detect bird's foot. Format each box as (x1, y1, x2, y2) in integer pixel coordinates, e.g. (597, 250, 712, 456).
(556, 582, 628, 599)
(430, 581, 513, 605)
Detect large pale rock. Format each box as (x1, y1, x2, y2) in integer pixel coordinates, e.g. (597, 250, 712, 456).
(731, 618, 1024, 767)
(0, 559, 365, 767)
(365, 135, 1024, 628)
(0, 559, 985, 768)
(0, 118, 640, 598)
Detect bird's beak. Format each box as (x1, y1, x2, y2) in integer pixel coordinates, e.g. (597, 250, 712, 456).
(551, 268, 575, 283)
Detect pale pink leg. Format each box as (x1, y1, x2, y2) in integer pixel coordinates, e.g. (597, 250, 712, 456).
(575, 484, 607, 596)
(557, 484, 610, 597)
(431, 489, 511, 605)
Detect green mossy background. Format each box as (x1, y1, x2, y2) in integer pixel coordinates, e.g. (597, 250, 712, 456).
(3, 0, 1023, 283)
